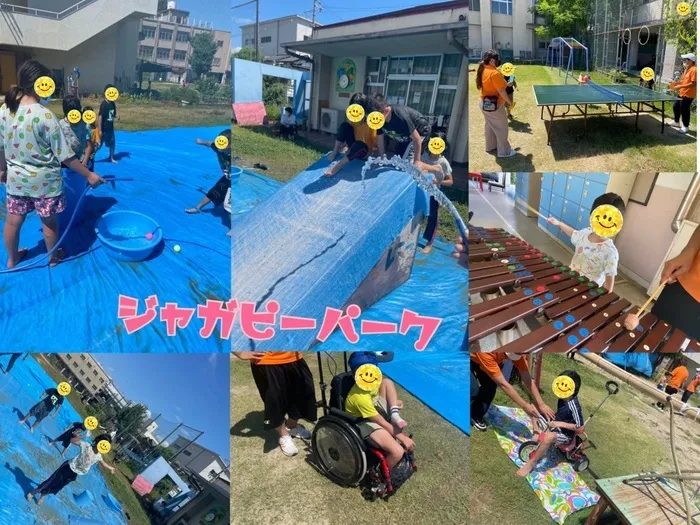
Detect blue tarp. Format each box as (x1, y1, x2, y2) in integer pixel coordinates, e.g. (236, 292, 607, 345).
(232, 156, 468, 352)
(0, 355, 126, 525)
(603, 352, 654, 377)
(0, 127, 231, 352)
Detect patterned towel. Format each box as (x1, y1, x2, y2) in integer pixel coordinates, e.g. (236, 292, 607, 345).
(486, 405, 600, 524)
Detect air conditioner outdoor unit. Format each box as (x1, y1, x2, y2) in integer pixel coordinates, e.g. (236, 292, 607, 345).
(320, 108, 340, 134)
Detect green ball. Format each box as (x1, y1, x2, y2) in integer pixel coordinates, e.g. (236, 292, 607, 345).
(174, 245, 181, 253)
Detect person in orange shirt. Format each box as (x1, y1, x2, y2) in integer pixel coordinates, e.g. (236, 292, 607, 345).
(234, 351, 317, 456)
(476, 50, 516, 158)
(671, 53, 697, 134)
(471, 352, 555, 431)
(656, 360, 689, 411)
(625, 224, 700, 339)
(682, 372, 700, 406)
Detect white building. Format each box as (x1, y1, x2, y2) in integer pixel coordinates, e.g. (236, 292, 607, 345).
(143, 421, 160, 445)
(468, 0, 548, 62)
(286, 1, 468, 165)
(0, 0, 157, 94)
(240, 15, 318, 66)
(170, 437, 230, 484)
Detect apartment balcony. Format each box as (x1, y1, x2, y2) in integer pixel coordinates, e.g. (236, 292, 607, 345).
(0, 0, 156, 50)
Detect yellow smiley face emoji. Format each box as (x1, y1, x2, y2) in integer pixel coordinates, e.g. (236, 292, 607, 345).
(82, 109, 96, 125)
(34, 76, 55, 98)
(500, 62, 515, 76)
(57, 382, 72, 396)
(105, 87, 119, 102)
(96, 440, 111, 454)
(84, 416, 99, 431)
(677, 2, 691, 16)
(366, 111, 385, 130)
(640, 67, 655, 82)
(214, 134, 229, 150)
(428, 137, 446, 155)
(67, 110, 82, 124)
(552, 375, 575, 399)
(346, 103, 365, 123)
(355, 363, 382, 392)
(590, 204, 623, 238)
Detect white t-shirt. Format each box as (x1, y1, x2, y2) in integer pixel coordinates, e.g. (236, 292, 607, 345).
(569, 227, 619, 286)
(280, 113, 295, 126)
(69, 441, 103, 475)
(420, 152, 452, 185)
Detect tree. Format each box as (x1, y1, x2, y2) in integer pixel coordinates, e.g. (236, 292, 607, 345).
(663, 1, 697, 56)
(530, 0, 591, 41)
(115, 403, 148, 434)
(233, 46, 264, 63)
(190, 32, 218, 78)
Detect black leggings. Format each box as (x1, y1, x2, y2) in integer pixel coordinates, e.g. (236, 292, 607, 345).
(651, 281, 700, 339)
(0, 353, 21, 373)
(423, 197, 439, 243)
(35, 461, 77, 496)
(470, 361, 499, 420)
(682, 390, 695, 403)
(336, 122, 369, 161)
(673, 97, 694, 127)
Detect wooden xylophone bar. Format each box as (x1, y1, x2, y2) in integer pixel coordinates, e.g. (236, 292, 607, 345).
(468, 226, 700, 354)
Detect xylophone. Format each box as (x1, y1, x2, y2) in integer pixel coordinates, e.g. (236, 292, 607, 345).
(468, 226, 700, 355)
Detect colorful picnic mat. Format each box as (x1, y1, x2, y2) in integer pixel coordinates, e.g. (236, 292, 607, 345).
(486, 405, 599, 523)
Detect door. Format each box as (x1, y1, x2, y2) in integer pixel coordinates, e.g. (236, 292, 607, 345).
(0, 52, 17, 93)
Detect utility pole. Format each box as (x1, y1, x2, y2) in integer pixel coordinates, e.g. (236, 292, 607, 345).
(312, 0, 322, 27)
(232, 0, 260, 60)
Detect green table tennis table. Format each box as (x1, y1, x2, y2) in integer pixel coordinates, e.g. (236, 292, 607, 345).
(533, 82, 680, 145)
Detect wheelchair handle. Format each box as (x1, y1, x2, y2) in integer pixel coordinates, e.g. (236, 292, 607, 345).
(605, 381, 620, 395)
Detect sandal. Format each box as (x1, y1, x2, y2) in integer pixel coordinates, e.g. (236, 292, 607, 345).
(49, 248, 65, 268)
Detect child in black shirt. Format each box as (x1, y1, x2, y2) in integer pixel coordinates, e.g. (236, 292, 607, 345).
(19, 387, 66, 433)
(98, 84, 119, 163)
(371, 94, 431, 165)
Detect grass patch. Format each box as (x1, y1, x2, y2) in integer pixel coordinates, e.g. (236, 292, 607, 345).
(469, 64, 697, 171)
(470, 353, 672, 525)
(233, 126, 466, 242)
(34, 355, 152, 525)
(230, 352, 469, 524)
(46, 98, 230, 132)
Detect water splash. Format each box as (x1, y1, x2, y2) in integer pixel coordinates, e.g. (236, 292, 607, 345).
(361, 155, 467, 241)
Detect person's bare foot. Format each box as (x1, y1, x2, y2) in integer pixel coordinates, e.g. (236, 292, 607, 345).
(36, 495, 45, 505)
(26, 492, 33, 502)
(516, 465, 532, 477)
(30, 426, 35, 434)
(327, 151, 337, 162)
(421, 245, 433, 254)
(110, 158, 119, 164)
(324, 162, 341, 177)
(7, 248, 28, 269)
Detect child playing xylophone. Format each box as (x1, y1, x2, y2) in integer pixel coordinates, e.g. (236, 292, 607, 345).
(547, 193, 626, 293)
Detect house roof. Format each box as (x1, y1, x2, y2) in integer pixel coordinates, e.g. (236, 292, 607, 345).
(240, 14, 320, 29)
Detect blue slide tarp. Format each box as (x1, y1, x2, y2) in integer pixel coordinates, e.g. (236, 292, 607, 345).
(0, 127, 231, 352)
(0, 355, 126, 525)
(604, 352, 654, 377)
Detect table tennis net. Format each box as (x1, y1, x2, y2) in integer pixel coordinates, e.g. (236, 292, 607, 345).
(586, 81, 625, 103)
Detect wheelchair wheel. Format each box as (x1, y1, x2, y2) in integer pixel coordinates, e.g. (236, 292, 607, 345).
(518, 441, 538, 464)
(573, 455, 589, 472)
(311, 416, 367, 487)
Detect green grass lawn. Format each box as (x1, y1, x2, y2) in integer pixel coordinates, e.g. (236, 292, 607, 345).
(46, 97, 230, 132)
(230, 353, 469, 525)
(35, 355, 152, 525)
(232, 126, 468, 243)
(469, 64, 697, 172)
(470, 353, 680, 525)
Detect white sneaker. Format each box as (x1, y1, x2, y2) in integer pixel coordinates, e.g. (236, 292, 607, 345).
(498, 150, 517, 158)
(279, 435, 298, 456)
(677, 126, 688, 134)
(287, 424, 311, 440)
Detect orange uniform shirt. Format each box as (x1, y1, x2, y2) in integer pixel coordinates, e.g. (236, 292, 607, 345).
(351, 122, 377, 154)
(256, 352, 303, 365)
(679, 65, 697, 99)
(668, 365, 689, 390)
(471, 352, 529, 379)
(479, 65, 508, 105)
(678, 248, 700, 303)
(686, 377, 700, 393)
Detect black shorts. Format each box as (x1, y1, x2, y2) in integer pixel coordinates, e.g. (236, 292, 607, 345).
(54, 429, 77, 448)
(35, 461, 77, 496)
(28, 402, 52, 423)
(206, 175, 230, 206)
(251, 358, 317, 428)
(101, 129, 115, 148)
(651, 281, 700, 339)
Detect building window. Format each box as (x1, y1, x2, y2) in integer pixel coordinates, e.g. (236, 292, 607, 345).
(367, 57, 388, 84)
(157, 48, 171, 59)
(176, 31, 189, 42)
(212, 57, 221, 66)
(99, 378, 105, 384)
(139, 46, 154, 58)
(87, 362, 92, 368)
(413, 56, 441, 75)
(469, 0, 481, 10)
(386, 79, 409, 105)
(261, 36, 272, 44)
(174, 50, 187, 61)
(80, 355, 86, 361)
(66, 354, 72, 360)
(245, 39, 252, 46)
(389, 57, 412, 75)
(303, 35, 310, 41)
(142, 26, 156, 39)
(79, 370, 85, 376)
(208, 469, 217, 480)
(407, 79, 435, 115)
(183, 450, 192, 456)
(217, 40, 224, 47)
(434, 88, 457, 116)
(439, 54, 462, 86)
(93, 370, 98, 377)
(491, 0, 512, 15)
(159, 29, 173, 41)
(87, 378, 92, 384)
(72, 361, 79, 367)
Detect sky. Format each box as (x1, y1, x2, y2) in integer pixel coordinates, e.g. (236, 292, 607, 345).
(95, 353, 230, 461)
(172, 0, 231, 31)
(230, 0, 436, 48)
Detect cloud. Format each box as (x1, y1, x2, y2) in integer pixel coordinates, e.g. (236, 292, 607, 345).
(175, 405, 182, 413)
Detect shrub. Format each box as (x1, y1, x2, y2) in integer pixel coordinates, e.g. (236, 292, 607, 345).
(265, 105, 281, 121)
(163, 86, 201, 104)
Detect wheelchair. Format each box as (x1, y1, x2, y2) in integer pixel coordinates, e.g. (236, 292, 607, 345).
(310, 352, 417, 501)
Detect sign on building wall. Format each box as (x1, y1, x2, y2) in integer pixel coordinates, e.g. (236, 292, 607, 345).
(336, 58, 356, 92)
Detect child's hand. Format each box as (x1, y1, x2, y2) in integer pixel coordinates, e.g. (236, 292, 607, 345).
(547, 217, 560, 227)
(87, 172, 105, 188)
(397, 434, 415, 451)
